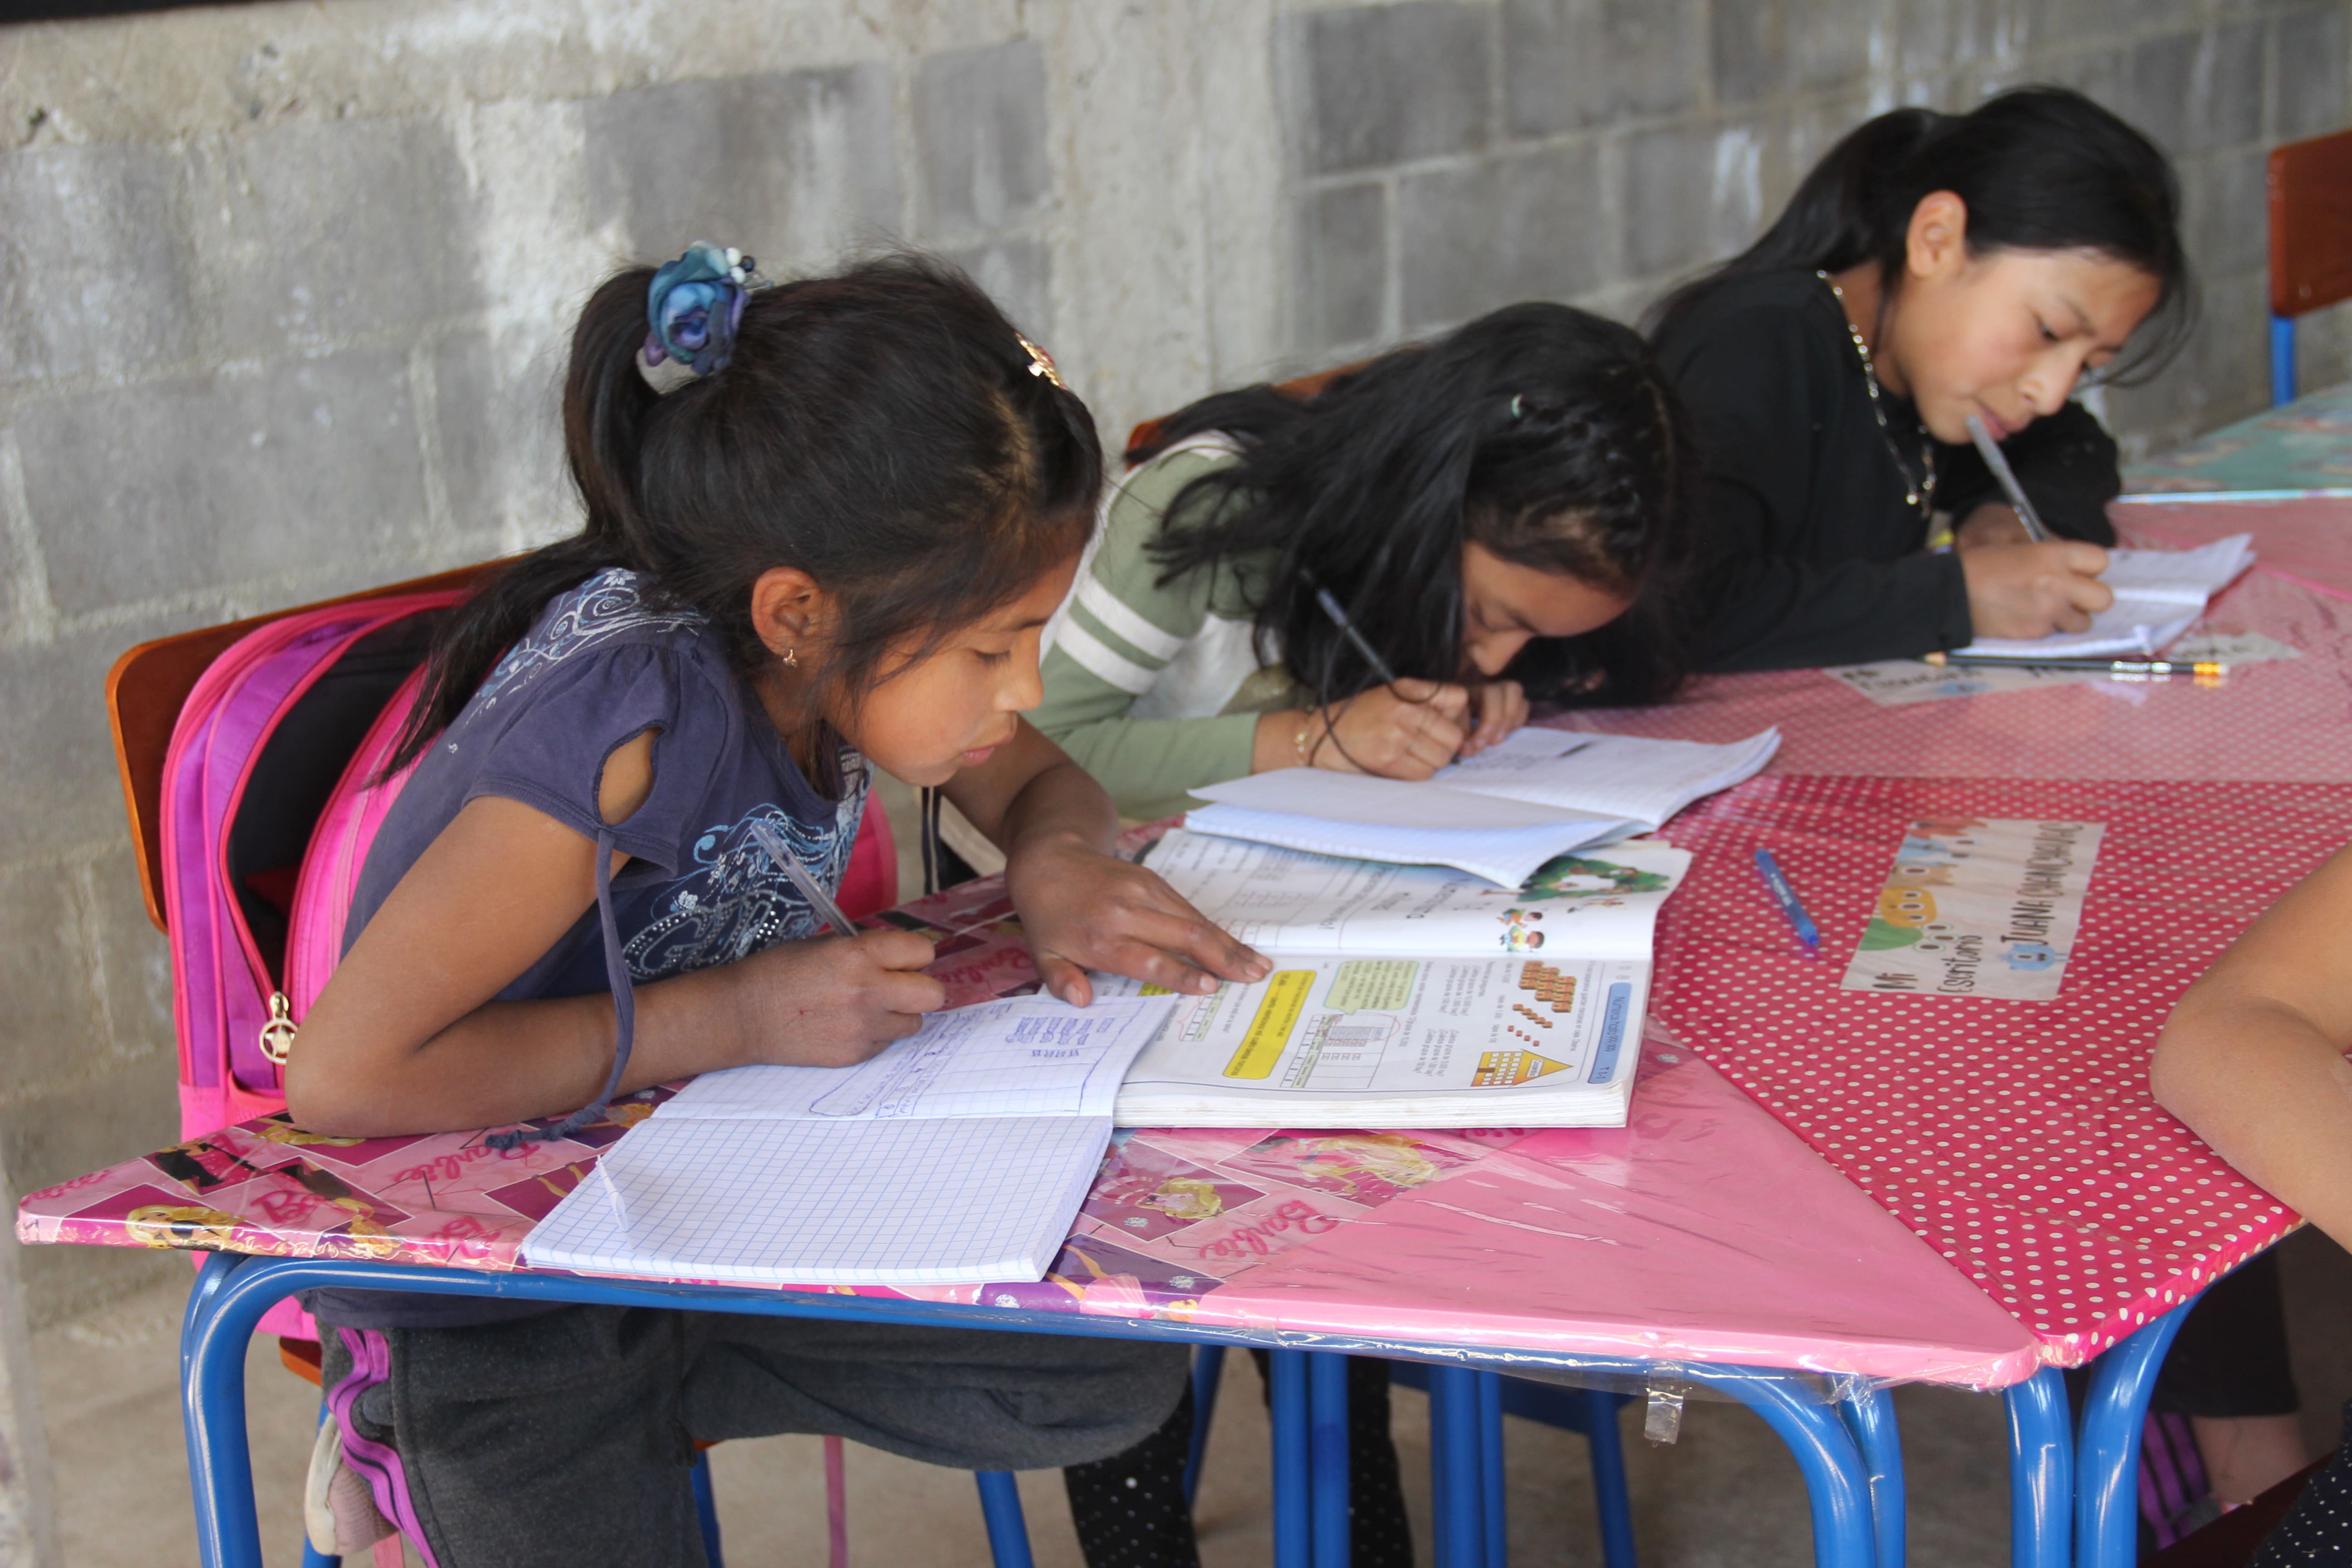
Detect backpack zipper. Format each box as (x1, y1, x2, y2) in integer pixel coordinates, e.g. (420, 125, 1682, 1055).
(259, 990, 298, 1064)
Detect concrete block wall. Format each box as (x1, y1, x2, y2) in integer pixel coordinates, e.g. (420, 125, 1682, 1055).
(0, 0, 2345, 1347)
(1288, 0, 2352, 455)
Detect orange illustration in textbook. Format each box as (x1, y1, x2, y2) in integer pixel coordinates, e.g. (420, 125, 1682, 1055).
(1474, 1049, 1571, 1087)
(1518, 961, 1578, 1012)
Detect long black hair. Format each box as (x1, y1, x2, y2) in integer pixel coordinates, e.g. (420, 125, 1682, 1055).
(1645, 86, 2194, 382)
(1133, 302, 1700, 708)
(389, 253, 1102, 774)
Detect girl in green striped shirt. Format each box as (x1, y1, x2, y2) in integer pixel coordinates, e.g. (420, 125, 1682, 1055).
(1034, 302, 1700, 822)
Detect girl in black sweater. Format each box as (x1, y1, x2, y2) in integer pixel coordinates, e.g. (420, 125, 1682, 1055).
(1647, 87, 2194, 671)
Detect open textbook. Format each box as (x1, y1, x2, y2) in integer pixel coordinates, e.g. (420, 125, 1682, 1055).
(1096, 830, 1692, 1127)
(1184, 726, 1776, 887)
(1954, 534, 2255, 660)
(521, 994, 1174, 1284)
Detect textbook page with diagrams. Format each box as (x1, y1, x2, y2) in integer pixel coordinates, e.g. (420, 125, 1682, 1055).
(1096, 829, 1692, 1128)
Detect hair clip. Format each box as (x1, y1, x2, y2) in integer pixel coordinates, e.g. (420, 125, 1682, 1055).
(1018, 334, 1068, 391)
(639, 241, 772, 392)
(1509, 393, 1525, 419)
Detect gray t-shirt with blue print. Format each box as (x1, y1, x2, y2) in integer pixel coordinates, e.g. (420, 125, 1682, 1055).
(314, 568, 865, 1329)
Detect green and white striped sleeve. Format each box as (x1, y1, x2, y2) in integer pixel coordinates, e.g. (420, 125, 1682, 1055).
(1034, 448, 1266, 821)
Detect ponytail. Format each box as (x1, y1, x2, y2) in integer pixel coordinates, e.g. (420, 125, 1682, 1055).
(1645, 86, 2194, 382)
(389, 252, 1101, 774)
(393, 275, 666, 768)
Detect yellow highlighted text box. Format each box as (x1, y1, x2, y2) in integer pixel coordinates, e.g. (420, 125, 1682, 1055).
(1225, 970, 1313, 1079)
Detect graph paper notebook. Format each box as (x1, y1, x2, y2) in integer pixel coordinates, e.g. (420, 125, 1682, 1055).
(1186, 727, 1777, 886)
(520, 994, 1175, 1284)
(1094, 831, 1691, 1128)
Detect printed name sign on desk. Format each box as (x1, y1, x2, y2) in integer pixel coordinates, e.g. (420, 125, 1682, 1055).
(1840, 818, 2104, 1000)
(1826, 631, 2303, 707)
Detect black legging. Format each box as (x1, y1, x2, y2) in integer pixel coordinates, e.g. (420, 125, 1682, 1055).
(1063, 1355, 1412, 1568)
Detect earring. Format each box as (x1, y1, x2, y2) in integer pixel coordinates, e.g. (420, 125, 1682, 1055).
(781, 647, 798, 667)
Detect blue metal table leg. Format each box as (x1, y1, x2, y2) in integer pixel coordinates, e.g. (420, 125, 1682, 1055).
(1309, 1353, 1352, 1568)
(975, 1471, 1035, 1568)
(1271, 1349, 1313, 1568)
(1185, 1345, 1226, 1507)
(2076, 1304, 2191, 1568)
(2006, 1368, 2073, 1568)
(1838, 1387, 1904, 1568)
(1429, 1365, 1487, 1568)
(1581, 1388, 1637, 1568)
(182, 1252, 267, 1568)
(175, 1251, 1885, 1568)
(1696, 1372, 1879, 1568)
(1477, 1371, 1506, 1567)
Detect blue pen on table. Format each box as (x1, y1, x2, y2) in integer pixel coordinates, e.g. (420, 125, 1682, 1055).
(1752, 848, 1821, 955)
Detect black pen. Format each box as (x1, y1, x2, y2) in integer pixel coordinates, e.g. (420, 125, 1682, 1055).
(1311, 583, 1402, 687)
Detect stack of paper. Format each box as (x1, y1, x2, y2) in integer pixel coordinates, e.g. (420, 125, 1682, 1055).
(1954, 534, 2255, 659)
(1100, 829, 1693, 1127)
(521, 994, 1174, 1285)
(1186, 727, 1779, 887)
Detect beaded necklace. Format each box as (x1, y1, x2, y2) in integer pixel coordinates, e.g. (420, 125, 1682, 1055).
(1816, 269, 1936, 521)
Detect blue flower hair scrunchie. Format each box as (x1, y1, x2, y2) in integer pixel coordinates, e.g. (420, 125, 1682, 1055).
(642, 241, 762, 385)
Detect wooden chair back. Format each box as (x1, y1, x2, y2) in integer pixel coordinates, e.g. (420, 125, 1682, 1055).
(1123, 362, 1361, 461)
(2269, 128, 2352, 318)
(107, 561, 500, 933)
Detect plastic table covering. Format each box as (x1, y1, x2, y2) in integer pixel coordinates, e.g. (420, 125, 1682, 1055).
(15, 856, 2039, 1388)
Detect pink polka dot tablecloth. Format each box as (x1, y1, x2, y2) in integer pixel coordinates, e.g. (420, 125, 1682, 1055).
(1648, 772, 2349, 1363)
(1552, 538, 2352, 785)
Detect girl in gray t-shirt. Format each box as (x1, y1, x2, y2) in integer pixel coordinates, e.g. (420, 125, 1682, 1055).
(287, 247, 1267, 1568)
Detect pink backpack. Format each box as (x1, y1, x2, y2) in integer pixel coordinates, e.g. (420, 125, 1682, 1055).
(157, 584, 902, 1340)
(162, 593, 467, 1142)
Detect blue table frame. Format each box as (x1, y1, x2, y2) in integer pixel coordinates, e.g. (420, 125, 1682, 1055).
(181, 1251, 1893, 1568)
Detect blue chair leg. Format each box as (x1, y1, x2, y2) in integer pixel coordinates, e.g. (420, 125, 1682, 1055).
(2005, 1367, 2073, 1568)
(690, 1450, 723, 1568)
(2273, 313, 2299, 407)
(1309, 1353, 1352, 1568)
(1838, 1387, 1904, 1568)
(1184, 1344, 1225, 1508)
(975, 1471, 1035, 1568)
(1269, 1349, 1313, 1568)
(1581, 1388, 1637, 1568)
(2076, 1303, 2193, 1568)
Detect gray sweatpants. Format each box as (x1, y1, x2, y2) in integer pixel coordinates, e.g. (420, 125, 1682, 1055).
(321, 1305, 1191, 1567)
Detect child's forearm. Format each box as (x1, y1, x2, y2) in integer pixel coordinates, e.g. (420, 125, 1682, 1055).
(2154, 994, 2352, 1250)
(286, 961, 755, 1137)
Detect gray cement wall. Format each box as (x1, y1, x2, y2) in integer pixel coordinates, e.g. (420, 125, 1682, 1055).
(0, 0, 2343, 1353)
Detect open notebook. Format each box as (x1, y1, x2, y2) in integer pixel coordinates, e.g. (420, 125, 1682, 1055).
(1954, 534, 2255, 659)
(1185, 727, 1777, 887)
(521, 994, 1174, 1285)
(1097, 828, 1691, 1127)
